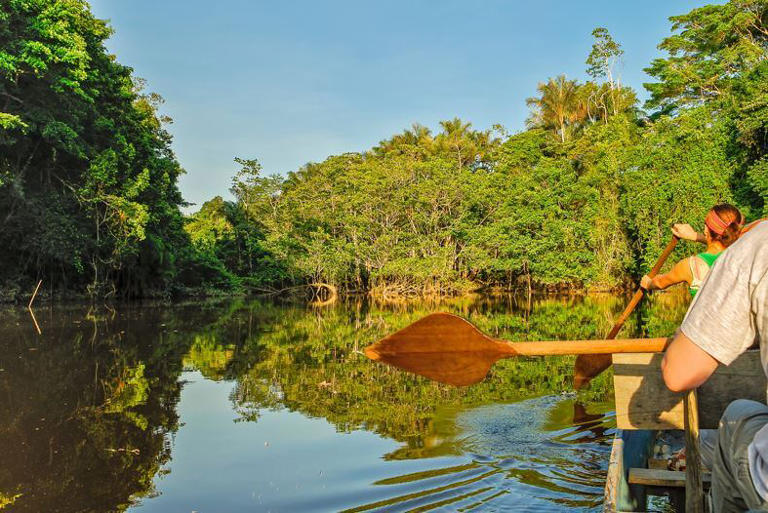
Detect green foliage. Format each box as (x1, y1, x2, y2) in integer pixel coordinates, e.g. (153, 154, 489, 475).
(621, 106, 738, 272)
(6, 0, 768, 299)
(639, 0, 768, 244)
(0, 0, 201, 299)
(215, 109, 642, 293)
(644, 1, 768, 112)
(183, 192, 289, 291)
(461, 130, 603, 287)
(200, 4, 768, 295)
(747, 157, 768, 215)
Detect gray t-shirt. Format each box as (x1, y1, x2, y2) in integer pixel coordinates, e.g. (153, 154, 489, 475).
(680, 221, 768, 498)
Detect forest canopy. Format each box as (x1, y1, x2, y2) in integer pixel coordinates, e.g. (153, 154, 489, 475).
(0, 0, 195, 299)
(2, 0, 768, 299)
(187, 0, 768, 296)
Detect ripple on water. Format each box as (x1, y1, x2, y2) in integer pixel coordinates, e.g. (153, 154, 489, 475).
(345, 396, 616, 512)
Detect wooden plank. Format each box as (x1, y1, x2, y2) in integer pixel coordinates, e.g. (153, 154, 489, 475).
(604, 430, 654, 512)
(613, 353, 682, 430)
(603, 432, 622, 513)
(684, 389, 704, 513)
(629, 468, 712, 488)
(613, 350, 764, 430)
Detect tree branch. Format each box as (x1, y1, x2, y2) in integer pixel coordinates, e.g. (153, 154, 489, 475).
(0, 91, 24, 104)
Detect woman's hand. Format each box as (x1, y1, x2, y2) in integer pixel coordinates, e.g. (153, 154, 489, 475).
(640, 275, 654, 290)
(672, 223, 701, 242)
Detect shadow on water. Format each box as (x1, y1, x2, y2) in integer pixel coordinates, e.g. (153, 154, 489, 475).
(0, 291, 690, 512)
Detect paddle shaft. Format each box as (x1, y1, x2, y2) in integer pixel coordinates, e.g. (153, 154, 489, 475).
(369, 336, 671, 359)
(605, 236, 679, 339)
(572, 236, 678, 389)
(573, 236, 678, 390)
(498, 337, 670, 356)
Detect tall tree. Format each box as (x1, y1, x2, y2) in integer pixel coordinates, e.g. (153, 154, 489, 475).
(0, 0, 192, 298)
(586, 27, 625, 115)
(586, 29, 623, 87)
(526, 75, 581, 142)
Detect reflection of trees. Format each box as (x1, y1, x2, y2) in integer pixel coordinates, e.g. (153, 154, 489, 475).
(0, 306, 203, 513)
(0, 292, 691, 512)
(183, 295, 651, 460)
(639, 288, 690, 338)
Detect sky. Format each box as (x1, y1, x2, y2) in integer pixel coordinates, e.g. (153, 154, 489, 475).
(88, 0, 708, 212)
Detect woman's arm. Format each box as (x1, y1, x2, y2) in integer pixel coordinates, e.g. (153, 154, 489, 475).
(641, 258, 694, 291)
(672, 223, 706, 244)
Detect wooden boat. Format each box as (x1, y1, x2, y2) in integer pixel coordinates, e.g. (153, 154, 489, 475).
(603, 350, 764, 512)
(605, 429, 655, 512)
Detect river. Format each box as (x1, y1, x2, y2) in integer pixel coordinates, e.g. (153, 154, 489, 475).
(0, 292, 690, 512)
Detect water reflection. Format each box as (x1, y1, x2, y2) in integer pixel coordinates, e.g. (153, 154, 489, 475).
(0, 306, 195, 512)
(0, 292, 689, 512)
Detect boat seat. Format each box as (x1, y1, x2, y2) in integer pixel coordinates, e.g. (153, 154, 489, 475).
(613, 351, 765, 430)
(628, 468, 711, 488)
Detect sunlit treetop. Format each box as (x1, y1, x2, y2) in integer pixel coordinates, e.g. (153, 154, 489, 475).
(644, 0, 768, 112)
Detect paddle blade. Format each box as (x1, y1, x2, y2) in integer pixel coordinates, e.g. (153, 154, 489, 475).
(573, 354, 612, 389)
(364, 312, 503, 386)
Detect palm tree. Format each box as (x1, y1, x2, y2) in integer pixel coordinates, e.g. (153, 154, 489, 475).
(436, 118, 475, 168)
(373, 123, 433, 156)
(526, 75, 581, 143)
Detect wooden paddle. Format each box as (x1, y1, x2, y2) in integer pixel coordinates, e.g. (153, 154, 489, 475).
(365, 312, 670, 386)
(573, 236, 679, 389)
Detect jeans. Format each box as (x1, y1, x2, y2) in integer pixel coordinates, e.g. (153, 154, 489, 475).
(712, 399, 768, 512)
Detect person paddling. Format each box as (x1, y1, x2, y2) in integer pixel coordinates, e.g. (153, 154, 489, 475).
(640, 204, 743, 296)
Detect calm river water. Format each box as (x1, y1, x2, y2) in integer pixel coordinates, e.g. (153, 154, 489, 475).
(0, 292, 690, 512)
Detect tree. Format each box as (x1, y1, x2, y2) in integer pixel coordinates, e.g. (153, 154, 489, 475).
(643, 0, 768, 218)
(526, 76, 581, 143)
(586, 28, 624, 89)
(644, 1, 768, 112)
(0, 0, 193, 298)
(373, 123, 433, 158)
(230, 157, 283, 223)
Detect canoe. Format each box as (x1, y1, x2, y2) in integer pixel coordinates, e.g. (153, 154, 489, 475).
(604, 429, 654, 512)
(603, 429, 693, 512)
(604, 349, 764, 512)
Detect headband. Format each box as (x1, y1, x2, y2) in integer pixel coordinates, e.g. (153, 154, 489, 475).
(705, 210, 730, 236)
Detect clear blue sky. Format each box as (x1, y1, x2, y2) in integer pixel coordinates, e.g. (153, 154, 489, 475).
(88, 0, 708, 211)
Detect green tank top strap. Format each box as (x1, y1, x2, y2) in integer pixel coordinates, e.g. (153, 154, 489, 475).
(696, 251, 722, 267)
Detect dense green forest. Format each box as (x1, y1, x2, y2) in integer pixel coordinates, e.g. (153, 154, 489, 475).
(0, 0, 211, 300)
(2, 0, 768, 300)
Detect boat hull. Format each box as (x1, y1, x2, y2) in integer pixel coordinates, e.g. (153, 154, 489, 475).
(604, 429, 654, 512)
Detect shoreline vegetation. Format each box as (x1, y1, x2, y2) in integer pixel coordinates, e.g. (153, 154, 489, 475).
(2, 1, 768, 303)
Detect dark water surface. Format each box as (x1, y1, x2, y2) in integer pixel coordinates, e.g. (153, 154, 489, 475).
(0, 293, 689, 512)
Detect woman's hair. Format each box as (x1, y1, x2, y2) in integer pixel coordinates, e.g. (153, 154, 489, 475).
(705, 203, 744, 247)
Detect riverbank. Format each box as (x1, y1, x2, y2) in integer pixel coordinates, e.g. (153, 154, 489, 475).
(1, 276, 641, 306)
